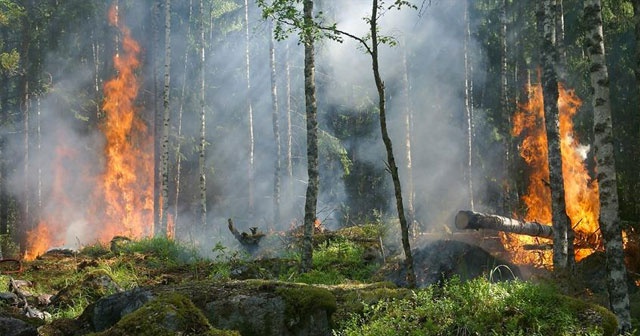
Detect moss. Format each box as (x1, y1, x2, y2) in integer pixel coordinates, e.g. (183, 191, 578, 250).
(90, 292, 239, 336)
(275, 283, 337, 323)
(561, 294, 619, 336)
(328, 282, 413, 327)
(630, 291, 640, 331)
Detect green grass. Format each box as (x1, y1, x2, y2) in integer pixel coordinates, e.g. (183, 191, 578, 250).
(336, 277, 619, 336)
(284, 237, 380, 285)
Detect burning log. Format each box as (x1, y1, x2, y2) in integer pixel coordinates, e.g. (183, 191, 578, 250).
(455, 210, 553, 239)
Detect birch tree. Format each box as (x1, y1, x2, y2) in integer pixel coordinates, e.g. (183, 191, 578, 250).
(584, 0, 632, 331)
(463, 0, 474, 212)
(244, 0, 256, 219)
(269, 22, 282, 226)
(158, 0, 171, 237)
(540, 0, 573, 271)
(198, 0, 207, 230)
(257, 0, 321, 272)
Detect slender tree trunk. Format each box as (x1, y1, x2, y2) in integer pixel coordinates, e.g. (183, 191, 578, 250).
(631, 0, 640, 221)
(463, 0, 475, 212)
(244, 0, 255, 220)
(198, 0, 207, 230)
(152, 0, 161, 236)
(18, 1, 32, 254)
(285, 42, 294, 203)
(174, 0, 193, 230)
(370, 0, 415, 288)
(36, 95, 41, 226)
(269, 22, 282, 226)
(499, 0, 514, 215)
(400, 41, 416, 233)
(584, 1, 632, 331)
(301, 0, 318, 273)
(555, 0, 567, 82)
(541, 0, 572, 271)
(158, 0, 171, 237)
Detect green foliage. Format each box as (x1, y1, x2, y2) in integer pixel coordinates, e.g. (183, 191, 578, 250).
(319, 129, 352, 176)
(337, 277, 617, 336)
(208, 242, 251, 281)
(122, 237, 201, 267)
(289, 237, 380, 285)
(0, 48, 19, 74)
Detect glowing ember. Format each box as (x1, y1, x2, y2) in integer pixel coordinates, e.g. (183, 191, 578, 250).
(24, 4, 153, 260)
(505, 83, 601, 267)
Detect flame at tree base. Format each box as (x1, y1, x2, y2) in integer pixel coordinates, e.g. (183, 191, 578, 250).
(505, 82, 601, 267)
(23, 4, 153, 260)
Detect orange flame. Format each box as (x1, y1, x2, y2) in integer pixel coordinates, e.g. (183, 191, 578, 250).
(24, 4, 153, 260)
(94, 4, 154, 241)
(505, 83, 601, 267)
(24, 139, 88, 260)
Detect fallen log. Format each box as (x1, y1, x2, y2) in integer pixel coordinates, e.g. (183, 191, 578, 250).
(455, 210, 553, 239)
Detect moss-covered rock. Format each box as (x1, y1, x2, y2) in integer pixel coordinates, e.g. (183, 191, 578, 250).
(327, 282, 413, 328)
(88, 293, 238, 336)
(560, 295, 618, 336)
(156, 279, 336, 336)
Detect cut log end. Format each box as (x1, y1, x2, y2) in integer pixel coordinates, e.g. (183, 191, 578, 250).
(454, 210, 474, 230)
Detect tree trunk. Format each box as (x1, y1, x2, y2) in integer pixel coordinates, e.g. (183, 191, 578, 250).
(463, 0, 475, 212)
(269, 22, 282, 227)
(174, 0, 192, 231)
(301, 0, 318, 273)
(400, 39, 416, 232)
(455, 210, 553, 238)
(158, 0, 171, 237)
(584, 0, 632, 331)
(499, 0, 516, 215)
(244, 0, 255, 220)
(541, 0, 573, 271)
(555, 0, 567, 81)
(285, 42, 294, 203)
(370, 0, 415, 288)
(152, 0, 161, 237)
(198, 0, 207, 230)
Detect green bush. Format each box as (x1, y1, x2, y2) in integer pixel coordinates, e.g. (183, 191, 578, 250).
(290, 237, 379, 285)
(337, 277, 616, 336)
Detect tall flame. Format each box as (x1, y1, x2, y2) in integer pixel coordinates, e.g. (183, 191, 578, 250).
(504, 83, 601, 267)
(23, 4, 153, 260)
(95, 4, 154, 241)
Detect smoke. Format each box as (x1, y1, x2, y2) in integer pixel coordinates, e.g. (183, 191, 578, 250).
(4, 0, 496, 257)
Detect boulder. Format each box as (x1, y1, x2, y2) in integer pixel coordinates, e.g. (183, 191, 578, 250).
(383, 239, 521, 288)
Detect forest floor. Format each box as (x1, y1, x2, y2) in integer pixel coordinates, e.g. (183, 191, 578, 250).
(0, 225, 638, 335)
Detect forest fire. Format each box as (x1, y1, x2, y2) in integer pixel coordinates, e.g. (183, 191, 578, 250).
(503, 83, 601, 267)
(23, 5, 153, 260)
(95, 4, 153, 241)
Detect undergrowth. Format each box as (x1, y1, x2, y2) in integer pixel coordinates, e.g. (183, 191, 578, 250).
(9, 230, 636, 335)
(336, 277, 618, 336)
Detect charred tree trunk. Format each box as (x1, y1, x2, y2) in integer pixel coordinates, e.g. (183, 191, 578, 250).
(455, 210, 553, 239)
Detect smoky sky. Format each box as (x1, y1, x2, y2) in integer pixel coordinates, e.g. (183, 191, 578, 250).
(5, 0, 495, 254)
